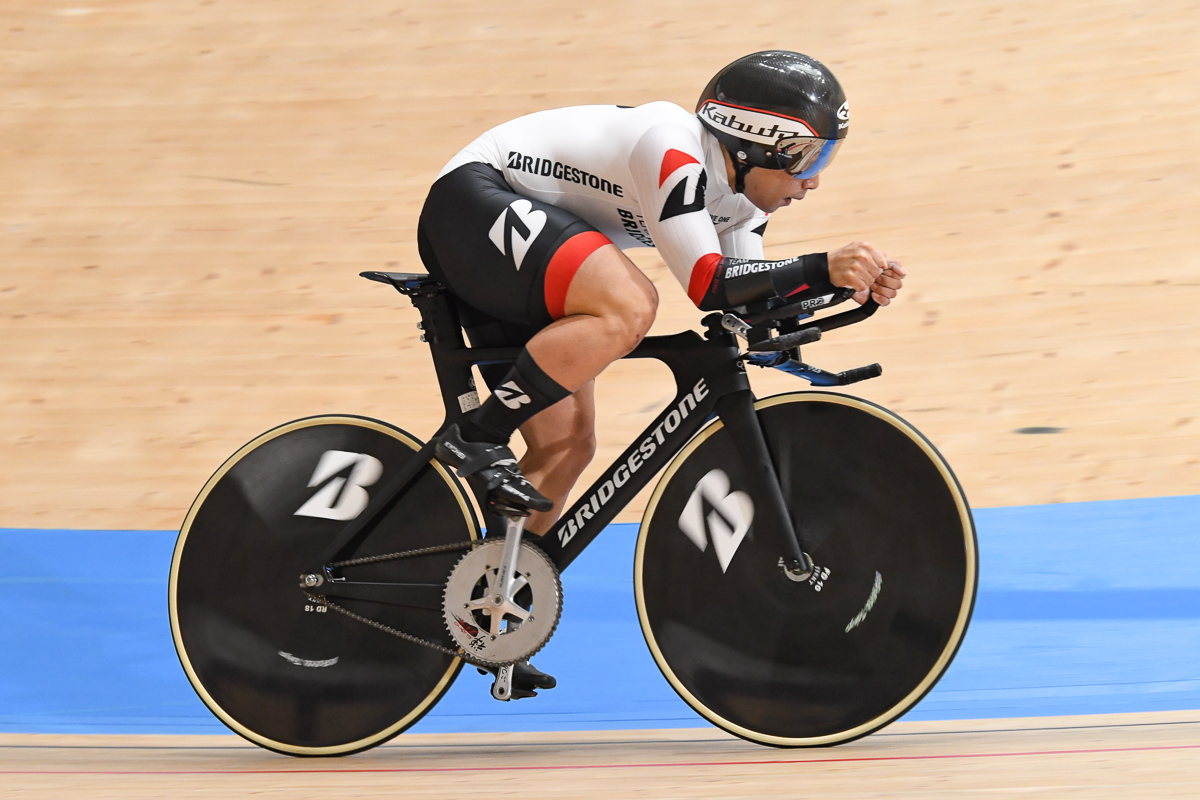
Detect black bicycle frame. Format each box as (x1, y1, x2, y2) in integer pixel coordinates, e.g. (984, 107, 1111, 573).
(305, 277, 809, 603)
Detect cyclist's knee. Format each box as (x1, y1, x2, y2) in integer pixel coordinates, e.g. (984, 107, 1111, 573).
(594, 262, 658, 352)
(625, 277, 659, 335)
(564, 246, 658, 349)
(602, 284, 656, 353)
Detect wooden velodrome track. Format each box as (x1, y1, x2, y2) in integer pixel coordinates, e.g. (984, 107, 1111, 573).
(2, 0, 1197, 796)
(3, 713, 1199, 798)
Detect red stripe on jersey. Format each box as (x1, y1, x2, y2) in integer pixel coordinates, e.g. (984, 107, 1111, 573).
(544, 231, 611, 319)
(659, 149, 700, 187)
(687, 252, 723, 307)
(785, 283, 811, 296)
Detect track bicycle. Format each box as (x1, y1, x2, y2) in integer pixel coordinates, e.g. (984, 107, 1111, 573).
(169, 271, 977, 755)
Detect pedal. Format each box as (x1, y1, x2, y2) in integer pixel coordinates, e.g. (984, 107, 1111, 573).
(491, 663, 514, 701)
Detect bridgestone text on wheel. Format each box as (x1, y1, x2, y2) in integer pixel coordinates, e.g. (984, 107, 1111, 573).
(169, 416, 479, 756)
(635, 393, 977, 747)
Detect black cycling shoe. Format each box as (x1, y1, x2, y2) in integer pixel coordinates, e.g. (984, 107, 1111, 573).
(433, 424, 553, 516)
(478, 661, 558, 700)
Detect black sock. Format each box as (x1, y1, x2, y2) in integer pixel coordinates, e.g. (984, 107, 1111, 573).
(460, 349, 570, 445)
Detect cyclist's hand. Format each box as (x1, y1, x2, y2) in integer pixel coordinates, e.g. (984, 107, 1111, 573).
(861, 260, 907, 307)
(828, 242, 887, 303)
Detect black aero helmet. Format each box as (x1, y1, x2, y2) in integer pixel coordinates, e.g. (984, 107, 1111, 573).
(697, 51, 848, 191)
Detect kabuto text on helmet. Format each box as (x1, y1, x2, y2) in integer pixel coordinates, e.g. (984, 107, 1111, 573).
(697, 51, 848, 182)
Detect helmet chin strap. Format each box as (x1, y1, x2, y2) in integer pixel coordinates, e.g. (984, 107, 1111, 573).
(731, 151, 754, 195)
(717, 142, 755, 194)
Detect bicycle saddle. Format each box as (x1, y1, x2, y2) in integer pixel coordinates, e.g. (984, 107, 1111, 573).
(360, 271, 443, 295)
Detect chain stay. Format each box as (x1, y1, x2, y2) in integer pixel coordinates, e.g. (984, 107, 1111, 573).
(312, 537, 481, 664)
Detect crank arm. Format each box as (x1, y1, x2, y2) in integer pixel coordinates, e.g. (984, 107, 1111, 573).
(496, 516, 527, 604)
(491, 663, 515, 701)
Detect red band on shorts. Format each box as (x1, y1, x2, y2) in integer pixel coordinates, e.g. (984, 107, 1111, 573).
(687, 253, 723, 307)
(543, 231, 611, 319)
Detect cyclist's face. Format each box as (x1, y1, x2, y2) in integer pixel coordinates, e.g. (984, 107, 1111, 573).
(743, 168, 820, 213)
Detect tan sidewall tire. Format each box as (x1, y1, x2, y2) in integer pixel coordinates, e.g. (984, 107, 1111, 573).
(634, 392, 977, 747)
(168, 415, 478, 756)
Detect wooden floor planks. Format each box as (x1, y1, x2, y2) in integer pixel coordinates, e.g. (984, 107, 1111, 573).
(2, 712, 1198, 798)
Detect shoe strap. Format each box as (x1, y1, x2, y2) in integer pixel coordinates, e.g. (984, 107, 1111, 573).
(454, 443, 519, 479)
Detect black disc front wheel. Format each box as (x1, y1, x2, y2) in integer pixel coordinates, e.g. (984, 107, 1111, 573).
(169, 416, 478, 755)
(635, 392, 976, 747)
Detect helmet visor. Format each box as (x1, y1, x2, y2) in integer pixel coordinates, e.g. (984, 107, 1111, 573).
(776, 136, 843, 179)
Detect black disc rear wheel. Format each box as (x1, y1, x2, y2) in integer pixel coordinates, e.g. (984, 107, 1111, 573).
(169, 416, 478, 755)
(635, 392, 976, 747)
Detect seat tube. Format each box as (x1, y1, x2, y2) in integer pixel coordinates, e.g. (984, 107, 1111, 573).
(714, 389, 808, 569)
(409, 291, 480, 426)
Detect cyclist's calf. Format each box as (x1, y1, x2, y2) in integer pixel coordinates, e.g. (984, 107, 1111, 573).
(518, 385, 598, 533)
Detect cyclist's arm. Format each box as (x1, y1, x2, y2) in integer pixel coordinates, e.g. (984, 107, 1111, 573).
(628, 126, 844, 311)
(688, 252, 836, 311)
(718, 214, 769, 261)
(698, 211, 839, 312)
(693, 241, 901, 311)
(627, 123, 725, 293)
(701, 214, 835, 311)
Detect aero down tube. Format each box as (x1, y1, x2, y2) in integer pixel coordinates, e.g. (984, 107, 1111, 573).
(538, 375, 720, 571)
(537, 327, 746, 571)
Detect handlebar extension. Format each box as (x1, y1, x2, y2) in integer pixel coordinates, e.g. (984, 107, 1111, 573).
(746, 326, 822, 353)
(743, 352, 882, 387)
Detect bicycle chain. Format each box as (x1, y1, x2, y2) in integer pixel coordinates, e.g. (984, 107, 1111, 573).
(306, 592, 468, 660)
(311, 538, 482, 664)
(329, 539, 476, 568)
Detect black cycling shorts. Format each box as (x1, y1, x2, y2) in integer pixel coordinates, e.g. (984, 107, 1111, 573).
(417, 163, 611, 342)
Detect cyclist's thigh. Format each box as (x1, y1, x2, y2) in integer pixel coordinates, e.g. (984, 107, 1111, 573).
(561, 243, 658, 321)
(418, 162, 611, 328)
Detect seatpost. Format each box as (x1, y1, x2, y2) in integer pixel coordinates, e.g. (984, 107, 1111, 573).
(406, 289, 480, 427)
(714, 389, 814, 580)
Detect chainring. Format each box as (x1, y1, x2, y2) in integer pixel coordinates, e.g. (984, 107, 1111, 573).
(442, 539, 561, 666)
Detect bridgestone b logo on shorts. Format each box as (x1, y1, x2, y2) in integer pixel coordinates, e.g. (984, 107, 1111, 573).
(488, 199, 546, 270)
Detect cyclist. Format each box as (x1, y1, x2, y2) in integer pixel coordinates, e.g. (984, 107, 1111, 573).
(418, 50, 905, 695)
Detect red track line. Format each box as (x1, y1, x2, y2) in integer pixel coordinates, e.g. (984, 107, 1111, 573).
(3, 743, 1199, 776)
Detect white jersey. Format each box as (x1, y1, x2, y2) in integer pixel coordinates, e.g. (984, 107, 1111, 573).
(438, 102, 769, 305)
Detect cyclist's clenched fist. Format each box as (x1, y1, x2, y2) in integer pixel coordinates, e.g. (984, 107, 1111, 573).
(829, 241, 906, 306)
